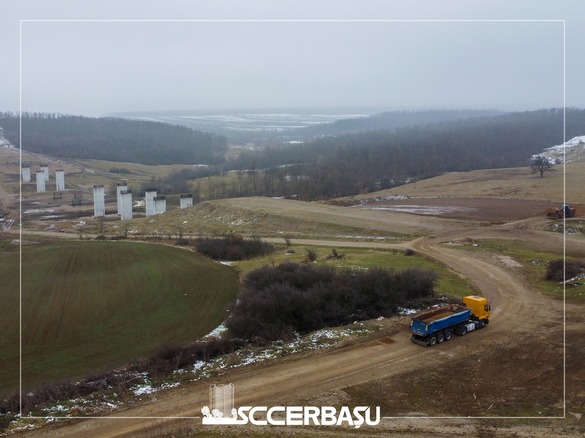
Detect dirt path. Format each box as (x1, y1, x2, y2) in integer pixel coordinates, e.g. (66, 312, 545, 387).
(17, 210, 570, 437)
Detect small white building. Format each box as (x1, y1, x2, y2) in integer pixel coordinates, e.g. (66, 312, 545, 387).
(93, 185, 105, 217)
(116, 182, 128, 215)
(22, 165, 31, 183)
(179, 193, 193, 209)
(154, 196, 166, 215)
(119, 190, 133, 220)
(41, 164, 50, 181)
(55, 169, 65, 191)
(36, 170, 46, 192)
(145, 189, 157, 217)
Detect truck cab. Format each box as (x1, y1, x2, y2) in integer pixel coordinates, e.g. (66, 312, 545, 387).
(463, 295, 491, 322)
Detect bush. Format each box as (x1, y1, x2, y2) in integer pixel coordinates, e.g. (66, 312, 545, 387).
(545, 259, 585, 282)
(305, 248, 318, 263)
(0, 337, 244, 421)
(132, 338, 242, 383)
(226, 263, 438, 341)
(195, 232, 274, 261)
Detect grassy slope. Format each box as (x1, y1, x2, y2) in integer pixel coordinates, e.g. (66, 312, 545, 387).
(0, 239, 239, 395)
(233, 243, 472, 298)
(0, 148, 190, 196)
(337, 161, 585, 204)
(456, 239, 585, 299)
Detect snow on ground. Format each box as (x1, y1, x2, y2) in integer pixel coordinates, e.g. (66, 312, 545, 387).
(197, 325, 373, 373)
(11, 323, 377, 430)
(535, 135, 585, 163)
(204, 321, 228, 338)
(367, 205, 474, 216)
(398, 307, 419, 315)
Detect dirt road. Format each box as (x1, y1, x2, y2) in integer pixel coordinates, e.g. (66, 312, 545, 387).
(17, 209, 573, 437)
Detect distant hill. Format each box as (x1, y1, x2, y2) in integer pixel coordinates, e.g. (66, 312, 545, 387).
(290, 109, 506, 139)
(106, 108, 506, 144)
(0, 112, 228, 165)
(226, 108, 585, 200)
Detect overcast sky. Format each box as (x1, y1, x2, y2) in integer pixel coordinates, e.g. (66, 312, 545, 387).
(2, 0, 584, 116)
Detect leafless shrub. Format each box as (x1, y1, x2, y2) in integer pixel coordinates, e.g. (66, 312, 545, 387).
(545, 259, 585, 282)
(226, 263, 438, 342)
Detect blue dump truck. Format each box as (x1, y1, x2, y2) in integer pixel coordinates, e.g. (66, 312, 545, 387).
(409, 295, 491, 346)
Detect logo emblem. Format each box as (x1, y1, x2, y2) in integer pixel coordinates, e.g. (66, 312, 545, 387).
(201, 383, 381, 428)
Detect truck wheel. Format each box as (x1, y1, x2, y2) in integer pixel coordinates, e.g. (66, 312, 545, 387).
(456, 325, 467, 336)
(444, 331, 452, 341)
(478, 320, 486, 329)
(437, 333, 445, 343)
(429, 336, 438, 346)
(484, 319, 489, 325)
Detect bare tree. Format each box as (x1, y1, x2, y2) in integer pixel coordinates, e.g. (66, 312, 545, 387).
(530, 156, 553, 178)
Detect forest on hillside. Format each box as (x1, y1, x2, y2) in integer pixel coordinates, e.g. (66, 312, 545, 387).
(3, 108, 584, 201)
(0, 112, 228, 165)
(290, 109, 505, 138)
(210, 108, 584, 200)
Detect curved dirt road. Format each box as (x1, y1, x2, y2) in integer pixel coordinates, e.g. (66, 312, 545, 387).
(16, 212, 571, 438)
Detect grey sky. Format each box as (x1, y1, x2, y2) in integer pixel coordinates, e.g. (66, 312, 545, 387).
(2, 0, 584, 116)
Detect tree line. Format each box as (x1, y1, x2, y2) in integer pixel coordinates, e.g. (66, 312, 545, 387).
(0, 112, 228, 165)
(155, 108, 585, 200)
(4, 108, 584, 201)
(292, 109, 505, 139)
(227, 109, 584, 198)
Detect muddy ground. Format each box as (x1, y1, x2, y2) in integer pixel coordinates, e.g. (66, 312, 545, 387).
(357, 197, 581, 223)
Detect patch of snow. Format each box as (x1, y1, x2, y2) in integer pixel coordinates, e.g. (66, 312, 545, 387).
(132, 384, 156, 396)
(189, 325, 375, 379)
(365, 205, 474, 216)
(535, 135, 585, 163)
(498, 255, 522, 268)
(357, 195, 409, 206)
(204, 322, 227, 338)
(398, 307, 419, 315)
(8, 423, 37, 432)
(12, 239, 38, 245)
(193, 360, 207, 371)
(23, 208, 55, 214)
(42, 404, 68, 414)
(337, 235, 396, 241)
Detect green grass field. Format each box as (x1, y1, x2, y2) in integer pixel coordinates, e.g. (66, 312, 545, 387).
(455, 238, 585, 299)
(0, 239, 239, 395)
(0, 237, 473, 398)
(234, 244, 473, 298)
